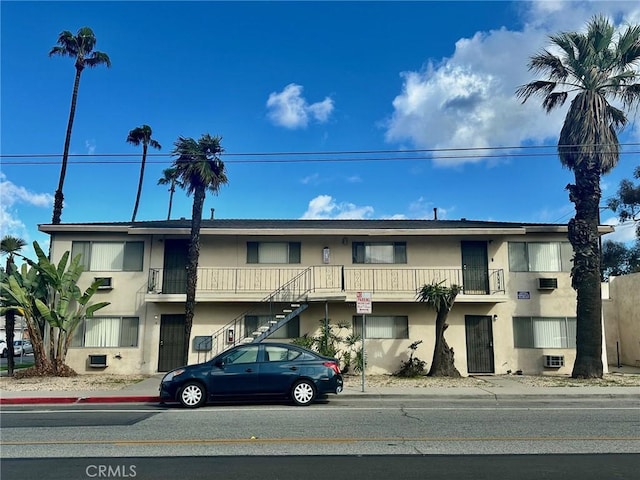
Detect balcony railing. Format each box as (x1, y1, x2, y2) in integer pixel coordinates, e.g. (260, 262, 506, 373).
(148, 265, 505, 297)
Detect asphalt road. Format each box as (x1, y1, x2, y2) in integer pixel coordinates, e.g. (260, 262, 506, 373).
(2, 398, 639, 479)
(2, 454, 640, 480)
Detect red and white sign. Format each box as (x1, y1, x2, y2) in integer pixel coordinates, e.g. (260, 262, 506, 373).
(356, 291, 372, 314)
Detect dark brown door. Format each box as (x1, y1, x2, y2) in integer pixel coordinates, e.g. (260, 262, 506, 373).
(162, 239, 188, 294)
(461, 241, 489, 294)
(158, 314, 186, 372)
(465, 315, 494, 374)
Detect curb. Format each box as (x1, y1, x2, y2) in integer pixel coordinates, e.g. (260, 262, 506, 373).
(0, 396, 160, 405)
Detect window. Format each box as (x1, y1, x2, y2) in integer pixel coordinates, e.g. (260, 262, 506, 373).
(72, 316, 139, 347)
(246, 242, 301, 264)
(263, 345, 308, 362)
(224, 346, 259, 364)
(72, 241, 144, 271)
(513, 316, 576, 348)
(508, 242, 572, 272)
(244, 315, 300, 338)
(352, 315, 409, 339)
(352, 242, 407, 264)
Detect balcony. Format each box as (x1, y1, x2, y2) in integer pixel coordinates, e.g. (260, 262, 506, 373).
(146, 265, 506, 303)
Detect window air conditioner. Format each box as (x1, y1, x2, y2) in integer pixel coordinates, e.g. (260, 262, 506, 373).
(537, 278, 558, 290)
(88, 354, 108, 368)
(543, 355, 564, 368)
(95, 277, 113, 290)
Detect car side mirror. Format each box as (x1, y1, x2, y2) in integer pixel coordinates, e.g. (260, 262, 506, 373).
(214, 359, 225, 368)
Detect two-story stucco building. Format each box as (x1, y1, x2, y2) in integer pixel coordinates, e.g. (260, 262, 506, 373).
(40, 218, 613, 377)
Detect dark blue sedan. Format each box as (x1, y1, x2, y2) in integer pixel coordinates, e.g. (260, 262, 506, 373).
(159, 342, 344, 408)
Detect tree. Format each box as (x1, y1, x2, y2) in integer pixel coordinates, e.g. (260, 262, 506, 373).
(416, 281, 461, 377)
(607, 165, 640, 237)
(49, 27, 111, 224)
(1, 242, 109, 376)
(172, 134, 228, 363)
(516, 15, 640, 378)
(1, 235, 27, 376)
(157, 167, 184, 220)
(127, 125, 162, 222)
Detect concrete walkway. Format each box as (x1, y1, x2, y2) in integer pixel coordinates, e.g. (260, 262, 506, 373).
(1, 366, 639, 405)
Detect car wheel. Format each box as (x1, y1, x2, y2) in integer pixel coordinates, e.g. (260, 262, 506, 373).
(291, 379, 316, 406)
(1, 348, 6, 358)
(179, 382, 206, 408)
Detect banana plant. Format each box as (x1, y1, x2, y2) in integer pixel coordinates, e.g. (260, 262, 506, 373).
(1, 241, 109, 374)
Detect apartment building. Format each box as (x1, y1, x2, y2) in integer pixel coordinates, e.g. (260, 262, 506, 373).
(40, 218, 612, 376)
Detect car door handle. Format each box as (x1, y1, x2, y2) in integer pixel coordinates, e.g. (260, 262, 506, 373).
(289, 366, 298, 371)
(245, 368, 253, 373)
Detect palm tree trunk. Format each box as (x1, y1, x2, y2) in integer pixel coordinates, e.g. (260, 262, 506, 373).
(568, 163, 603, 378)
(5, 310, 15, 376)
(183, 186, 206, 364)
(53, 67, 83, 225)
(132, 143, 148, 222)
(428, 309, 461, 377)
(167, 184, 175, 220)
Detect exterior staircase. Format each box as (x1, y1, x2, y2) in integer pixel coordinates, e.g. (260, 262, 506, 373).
(196, 268, 312, 361)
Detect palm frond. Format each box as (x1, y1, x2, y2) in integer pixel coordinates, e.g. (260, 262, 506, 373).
(84, 51, 111, 68)
(542, 91, 568, 111)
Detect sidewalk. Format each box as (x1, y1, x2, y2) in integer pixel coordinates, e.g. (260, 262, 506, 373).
(1, 366, 639, 405)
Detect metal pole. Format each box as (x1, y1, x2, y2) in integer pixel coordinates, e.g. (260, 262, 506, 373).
(361, 314, 366, 392)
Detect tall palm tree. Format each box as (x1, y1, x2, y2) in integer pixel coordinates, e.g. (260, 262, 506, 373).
(516, 15, 640, 378)
(127, 125, 162, 222)
(172, 134, 228, 363)
(157, 167, 184, 220)
(49, 27, 111, 224)
(1, 235, 27, 376)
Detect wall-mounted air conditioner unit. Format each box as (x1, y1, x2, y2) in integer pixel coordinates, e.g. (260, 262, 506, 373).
(543, 355, 564, 368)
(88, 354, 108, 368)
(95, 277, 113, 290)
(538, 278, 558, 290)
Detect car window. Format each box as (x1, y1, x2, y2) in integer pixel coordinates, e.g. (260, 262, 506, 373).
(224, 346, 258, 365)
(264, 346, 303, 362)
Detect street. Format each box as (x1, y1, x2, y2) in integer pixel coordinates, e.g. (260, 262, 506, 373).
(1, 397, 639, 479)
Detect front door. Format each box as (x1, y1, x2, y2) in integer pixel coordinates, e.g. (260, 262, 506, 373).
(158, 314, 186, 372)
(465, 315, 495, 374)
(461, 241, 489, 294)
(209, 345, 260, 396)
(162, 239, 188, 294)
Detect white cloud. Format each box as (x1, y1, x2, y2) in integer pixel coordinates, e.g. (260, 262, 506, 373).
(301, 195, 374, 219)
(0, 173, 53, 241)
(267, 83, 334, 129)
(601, 217, 638, 244)
(85, 140, 96, 155)
(384, 2, 640, 165)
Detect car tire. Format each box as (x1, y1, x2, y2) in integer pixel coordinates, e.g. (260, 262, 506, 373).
(179, 382, 206, 408)
(291, 379, 316, 406)
(1, 348, 6, 358)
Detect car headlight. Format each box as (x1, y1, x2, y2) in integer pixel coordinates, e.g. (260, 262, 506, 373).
(162, 368, 185, 383)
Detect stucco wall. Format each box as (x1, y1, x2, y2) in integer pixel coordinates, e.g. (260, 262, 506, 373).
(604, 273, 640, 368)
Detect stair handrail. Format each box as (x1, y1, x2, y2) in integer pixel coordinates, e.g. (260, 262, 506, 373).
(196, 267, 313, 361)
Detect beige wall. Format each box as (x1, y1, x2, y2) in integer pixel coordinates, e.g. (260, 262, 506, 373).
(604, 273, 640, 368)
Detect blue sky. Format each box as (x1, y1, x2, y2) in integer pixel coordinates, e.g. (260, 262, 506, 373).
(1, 0, 639, 258)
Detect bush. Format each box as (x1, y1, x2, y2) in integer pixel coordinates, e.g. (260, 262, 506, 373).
(393, 340, 427, 377)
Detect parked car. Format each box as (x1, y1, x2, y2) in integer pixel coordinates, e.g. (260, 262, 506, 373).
(160, 342, 343, 408)
(13, 340, 33, 356)
(0, 340, 7, 358)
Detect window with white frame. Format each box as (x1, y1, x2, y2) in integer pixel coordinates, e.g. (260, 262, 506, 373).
(72, 316, 139, 347)
(244, 315, 300, 339)
(352, 315, 409, 339)
(508, 242, 572, 272)
(246, 242, 301, 264)
(71, 241, 144, 271)
(352, 242, 407, 264)
(512, 316, 576, 348)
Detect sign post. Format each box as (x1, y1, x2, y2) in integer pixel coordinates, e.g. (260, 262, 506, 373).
(356, 292, 372, 392)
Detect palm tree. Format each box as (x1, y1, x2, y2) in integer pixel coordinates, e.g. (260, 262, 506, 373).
(1, 236, 27, 376)
(49, 27, 111, 224)
(516, 15, 640, 378)
(157, 167, 184, 220)
(416, 281, 461, 377)
(172, 134, 228, 363)
(127, 125, 162, 222)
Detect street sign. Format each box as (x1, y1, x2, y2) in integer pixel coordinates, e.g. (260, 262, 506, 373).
(356, 291, 372, 314)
